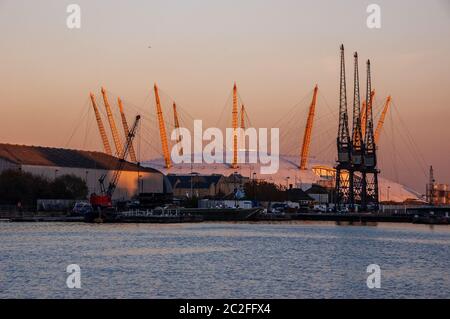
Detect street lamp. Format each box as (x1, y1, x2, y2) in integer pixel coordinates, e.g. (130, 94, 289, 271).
(387, 186, 391, 202)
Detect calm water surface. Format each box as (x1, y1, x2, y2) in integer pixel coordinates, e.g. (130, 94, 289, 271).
(0, 222, 449, 298)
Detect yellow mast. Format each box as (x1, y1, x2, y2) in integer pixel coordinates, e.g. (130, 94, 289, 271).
(173, 102, 183, 156)
(232, 83, 238, 169)
(361, 90, 375, 138)
(89, 93, 112, 156)
(154, 83, 171, 169)
(300, 85, 319, 170)
(117, 97, 137, 163)
(374, 96, 392, 144)
(101, 87, 123, 157)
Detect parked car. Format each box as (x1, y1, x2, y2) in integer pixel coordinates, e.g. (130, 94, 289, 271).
(72, 202, 93, 215)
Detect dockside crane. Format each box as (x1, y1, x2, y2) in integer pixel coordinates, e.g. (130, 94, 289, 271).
(300, 85, 318, 170)
(334, 44, 353, 210)
(117, 97, 138, 163)
(350, 52, 364, 207)
(362, 60, 379, 210)
(90, 115, 141, 209)
(89, 93, 113, 156)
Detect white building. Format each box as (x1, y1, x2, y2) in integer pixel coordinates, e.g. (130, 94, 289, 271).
(0, 143, 172, 200)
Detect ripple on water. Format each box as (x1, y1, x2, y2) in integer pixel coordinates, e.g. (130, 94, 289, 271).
(0, 222, 449, 298)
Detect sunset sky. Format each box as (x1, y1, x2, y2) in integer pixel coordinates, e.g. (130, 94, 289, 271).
(0, 0, 449, 191)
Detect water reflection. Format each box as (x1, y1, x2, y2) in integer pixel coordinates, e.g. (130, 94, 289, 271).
(0, 222, 449, 298)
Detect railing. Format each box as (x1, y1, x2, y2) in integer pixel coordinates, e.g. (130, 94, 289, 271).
(120, 208, 185, 217)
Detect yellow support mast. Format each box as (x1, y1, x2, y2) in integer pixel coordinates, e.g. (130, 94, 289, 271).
(173, 102, 183, 156)
(374, 96, 392, 144)
(101, 87, 123, 157)
(154, 83, 171, 169)
(300, 85, 319, 170)
(232, 83, 238, 169)
(117, 97, 138, 163)
(89, 93, 112, 156)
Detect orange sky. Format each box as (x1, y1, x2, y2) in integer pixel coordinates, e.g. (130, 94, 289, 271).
(0, 0, 449, 191)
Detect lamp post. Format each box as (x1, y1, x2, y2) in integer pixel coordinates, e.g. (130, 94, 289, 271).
(190, 172, 199, 198)
(387, 186, 391, 202)
(233, 171, 238, 207)
(252, 172, 257, 201)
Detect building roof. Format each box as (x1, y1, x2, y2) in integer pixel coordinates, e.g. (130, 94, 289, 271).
(306, 184, 330, 194)
(286, 188, 314, 201)
(0, 143, 160, 173)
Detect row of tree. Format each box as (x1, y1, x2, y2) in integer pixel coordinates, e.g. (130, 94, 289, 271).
(243, 180, 288, 201)
(0, 170, 88, 205)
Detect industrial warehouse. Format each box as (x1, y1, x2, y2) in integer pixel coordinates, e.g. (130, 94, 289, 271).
(0, 143, 171, 200)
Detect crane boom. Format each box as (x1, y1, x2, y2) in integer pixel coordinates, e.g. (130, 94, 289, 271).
(154, 84, 171, 169)
(117, 97, 137, 163)
(101, 87, 123, 157)
(89, 93, 112, 156)
(300, 85, 318, 170)
(107, 115, 141, 196)
(232, 83, 238, 168)
(90, 115, 141, 209)
(173, 102, 183, 156)
(374, 96, 392, 144)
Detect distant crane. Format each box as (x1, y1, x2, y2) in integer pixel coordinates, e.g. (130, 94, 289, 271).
(154, 84, 171, 169)
(89, 93, 112, 156)
(117, 97, 138, 163)
(374, 96, 392, 144)
(90, 115, 141, 209)
(101, 87, 123, 157)
(300, 85, 318, 170)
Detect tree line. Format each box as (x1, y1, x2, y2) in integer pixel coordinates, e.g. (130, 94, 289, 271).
(0, 170, 88, 205)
